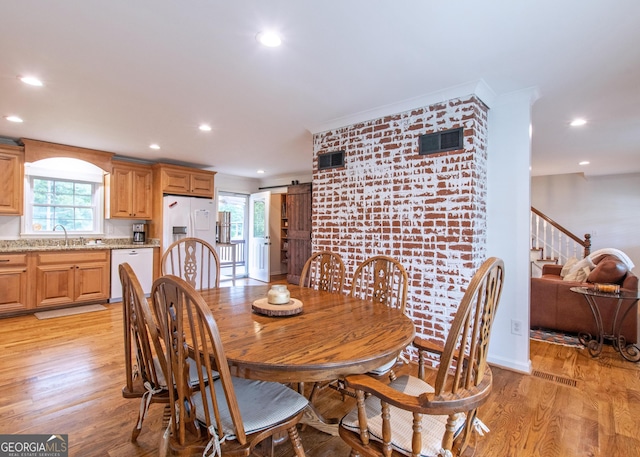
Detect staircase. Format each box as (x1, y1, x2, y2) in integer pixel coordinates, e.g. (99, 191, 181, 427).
(530, 207, 591, 277)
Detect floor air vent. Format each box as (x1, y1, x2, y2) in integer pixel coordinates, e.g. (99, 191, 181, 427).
(532, 370, 577, 387)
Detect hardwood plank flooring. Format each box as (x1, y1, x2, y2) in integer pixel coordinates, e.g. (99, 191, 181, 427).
(1, 297, 640, 456)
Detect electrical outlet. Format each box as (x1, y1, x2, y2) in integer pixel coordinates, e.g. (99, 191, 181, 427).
(511, 319, 523, 336)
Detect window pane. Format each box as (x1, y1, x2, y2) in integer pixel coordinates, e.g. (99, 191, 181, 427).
(219, 193, 247, 241)
(253, 201, 265, 238)
(54, 194, 74, 205)
(56, 207, 74, 224)
(30, 177, 96, 232)
(75, 194, 92, 206)
(33, 179, 52, 204)
(75, 183, 92, 195)
(55, 181, 74, 195)
(32, 219, 48, 232)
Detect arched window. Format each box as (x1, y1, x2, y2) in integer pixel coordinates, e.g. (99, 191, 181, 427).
(22, 158, 105, 236)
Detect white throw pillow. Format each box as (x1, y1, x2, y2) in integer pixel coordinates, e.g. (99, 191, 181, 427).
(563, 266, 591, 282)
(562, 256, 595, 282)
(560, 257, 578, 277)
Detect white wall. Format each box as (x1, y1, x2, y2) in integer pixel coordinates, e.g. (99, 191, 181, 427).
(486, 88, 539, 374)
(532, 172, 640, 275)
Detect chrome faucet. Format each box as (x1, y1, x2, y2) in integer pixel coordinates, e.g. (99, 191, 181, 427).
(53, 224, 68, 247)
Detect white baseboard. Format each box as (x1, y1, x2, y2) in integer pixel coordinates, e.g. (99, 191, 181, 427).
(488, 354, 532, 374)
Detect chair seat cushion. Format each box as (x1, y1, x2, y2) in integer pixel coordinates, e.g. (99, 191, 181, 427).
(341, 375, 465, 457)
(192, 377, 308, 440)
(154, 356, 218, 389)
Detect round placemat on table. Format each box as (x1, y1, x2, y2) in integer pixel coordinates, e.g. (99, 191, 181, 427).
(252, 297, 303, 316)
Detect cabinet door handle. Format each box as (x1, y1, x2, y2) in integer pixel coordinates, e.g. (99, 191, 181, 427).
(0, 259, 9, 263)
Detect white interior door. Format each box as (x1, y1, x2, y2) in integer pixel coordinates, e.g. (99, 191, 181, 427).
(248, 191, 271, 282)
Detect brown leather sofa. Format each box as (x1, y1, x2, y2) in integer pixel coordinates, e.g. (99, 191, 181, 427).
(531, 255, 639, 343)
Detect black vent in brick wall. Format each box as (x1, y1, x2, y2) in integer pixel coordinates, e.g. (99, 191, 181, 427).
(419, 128, 463, 155)
(318, 150, 345, 170)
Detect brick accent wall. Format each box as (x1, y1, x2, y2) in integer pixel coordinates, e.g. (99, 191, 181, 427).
(312, 95, 489, 355)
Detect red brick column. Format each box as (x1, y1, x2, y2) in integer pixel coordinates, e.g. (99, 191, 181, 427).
(312, 95, 489, 353)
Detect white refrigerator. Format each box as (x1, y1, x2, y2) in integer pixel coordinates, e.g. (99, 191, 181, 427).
(162, 195, 217, 248)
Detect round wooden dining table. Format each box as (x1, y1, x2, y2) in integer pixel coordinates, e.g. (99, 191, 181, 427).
(198, 284, 415, 383)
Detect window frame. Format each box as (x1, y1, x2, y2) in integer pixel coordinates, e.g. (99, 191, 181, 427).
(21, 161, 105, 237)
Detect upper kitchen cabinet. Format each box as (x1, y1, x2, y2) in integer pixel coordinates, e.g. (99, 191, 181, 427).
(153, 163, 215, 198)
(105, 161, 153, 220)
(0, 144, 25, 215)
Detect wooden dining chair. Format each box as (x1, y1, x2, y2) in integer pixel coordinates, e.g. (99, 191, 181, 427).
(298, 251, 346, 402)
(299, 250, 345, 294)
(120, 262, 170, 442)
(350, 254, 408, 312)
(350, 255, 409, 380)
(152, 275, 309, 457)
(161, 237, 221, 290)
(339, 257, 505, 457)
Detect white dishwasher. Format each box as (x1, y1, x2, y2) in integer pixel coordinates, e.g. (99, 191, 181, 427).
(110, 248, 154, 303)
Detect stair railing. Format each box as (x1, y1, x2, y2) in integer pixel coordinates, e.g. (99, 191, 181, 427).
(530, 207, 591, 265)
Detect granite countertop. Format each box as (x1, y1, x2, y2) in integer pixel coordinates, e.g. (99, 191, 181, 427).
(0, 238, 160, 253)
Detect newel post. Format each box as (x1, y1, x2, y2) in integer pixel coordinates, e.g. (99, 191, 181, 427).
(583, 234, 591, 258)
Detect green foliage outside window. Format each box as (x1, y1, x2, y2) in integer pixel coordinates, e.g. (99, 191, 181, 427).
(253, 201, 265, 238)
(218, 193, 247, 240)
(31, 178, 95, 231)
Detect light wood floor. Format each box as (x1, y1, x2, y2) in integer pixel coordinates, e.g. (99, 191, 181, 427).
(2, 291, 640, 456)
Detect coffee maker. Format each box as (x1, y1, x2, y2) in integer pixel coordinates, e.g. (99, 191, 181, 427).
(132, 223, 146, 244)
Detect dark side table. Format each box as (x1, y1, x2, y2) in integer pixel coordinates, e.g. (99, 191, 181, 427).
(570, 286, 640, 362)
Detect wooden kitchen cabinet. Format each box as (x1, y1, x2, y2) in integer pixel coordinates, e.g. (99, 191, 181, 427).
(0, 144, 24, 215)
(153, 163, 215, 198)
(35, 250, 110, 308)
(0, 253, 29, 313)
(105, 161, 153, 219)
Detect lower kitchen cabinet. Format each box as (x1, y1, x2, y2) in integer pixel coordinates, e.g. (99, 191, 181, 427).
(35, 250, 111, 309)
(0, 253, 29, 313)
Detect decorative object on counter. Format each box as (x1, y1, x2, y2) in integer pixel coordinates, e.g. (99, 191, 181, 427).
(267, 284, 291, 305)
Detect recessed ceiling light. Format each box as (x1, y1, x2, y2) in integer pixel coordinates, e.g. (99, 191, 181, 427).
(19, 76, 43, 87)
(579, 161, 590, 166)
(199, 124, 212, 132)
(5, 115, 23, 123)
(149, 144, 160, 150)
(257, 170, 265, 174)
(256, 31, 282, 47)
(570, 118, 587, 127)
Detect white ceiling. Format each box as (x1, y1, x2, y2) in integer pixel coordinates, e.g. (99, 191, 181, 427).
(1, 1, 638, 179)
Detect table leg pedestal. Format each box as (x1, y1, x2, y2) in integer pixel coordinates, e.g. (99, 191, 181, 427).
(300, 404, 340, 436)
(580, 293, 640, 362)
(579, 295, 605, 357)
(613, 299, 640, 362)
